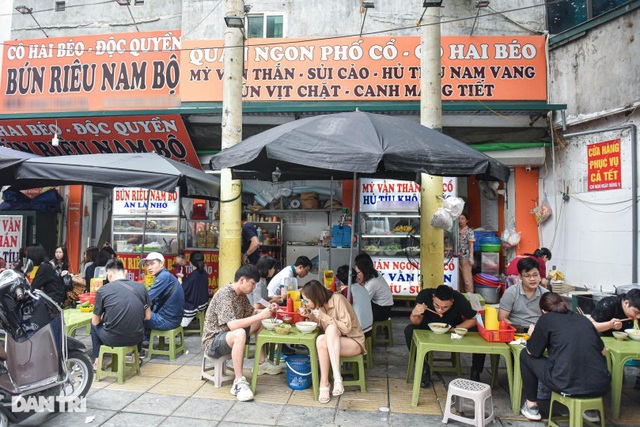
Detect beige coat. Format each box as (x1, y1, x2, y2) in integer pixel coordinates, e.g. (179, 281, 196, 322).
(309, 293, 366, 354)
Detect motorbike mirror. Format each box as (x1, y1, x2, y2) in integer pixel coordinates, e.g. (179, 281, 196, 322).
(22, 258, 34, 275)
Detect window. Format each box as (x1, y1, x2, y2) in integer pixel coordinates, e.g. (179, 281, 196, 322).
(247, 14, 284, 38)
(55, 1, 65, 11)
(546, 0, 631, 34)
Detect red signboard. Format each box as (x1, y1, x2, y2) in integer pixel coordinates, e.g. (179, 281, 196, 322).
(0, 115, 201, 169)
(118, 250, 220, 296)
(587, 139, 622, 191)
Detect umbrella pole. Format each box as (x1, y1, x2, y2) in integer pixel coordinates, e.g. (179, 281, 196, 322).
(347, 172, 357, 301)
(138, 189, 151, 278)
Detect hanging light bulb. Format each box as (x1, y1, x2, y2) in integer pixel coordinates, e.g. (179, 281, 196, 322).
(51, 119, 60, 146)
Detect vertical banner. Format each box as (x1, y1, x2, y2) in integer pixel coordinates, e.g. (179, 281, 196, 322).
(587, 139, 622, 191)
(0, 215, 23, 266)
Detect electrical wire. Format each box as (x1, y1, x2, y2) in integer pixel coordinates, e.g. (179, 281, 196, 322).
(2, 0, 564, 54)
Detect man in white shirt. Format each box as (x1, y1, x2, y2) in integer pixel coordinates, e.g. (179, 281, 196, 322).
(267, 256, 312, 297)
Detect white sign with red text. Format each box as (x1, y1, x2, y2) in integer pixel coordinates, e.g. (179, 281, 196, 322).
(112, 187, 180, 216)
(371, 257, 458, 296)
(0, 215, 23, 266)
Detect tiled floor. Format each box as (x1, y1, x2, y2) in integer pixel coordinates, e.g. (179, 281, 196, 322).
(34, 315, 640, 426)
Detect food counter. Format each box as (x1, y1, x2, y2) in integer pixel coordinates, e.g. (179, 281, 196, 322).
(112, 187, 220, 295)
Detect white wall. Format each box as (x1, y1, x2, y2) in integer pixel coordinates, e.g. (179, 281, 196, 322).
(540, 112, 639, 292)
(543, 7, 640, 292)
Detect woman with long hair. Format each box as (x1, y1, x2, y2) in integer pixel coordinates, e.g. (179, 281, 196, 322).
(458, 212, 475, 293)
(181, 251, 210, 328)
(519, 292, 609, 421)
(354, 256, 393, 321)
(299, 280, 365, 404)
(27, 244, 66, 307)
(50, 245, 69, 273)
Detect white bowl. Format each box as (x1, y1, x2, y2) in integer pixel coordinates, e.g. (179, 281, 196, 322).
(624, 329, 640, 341)
(612, 331, 628, 340)
(454, 327, 468, 336)
(428, 322, 451, 334)
(262, 318, 283, 331)
(295, 321, 318, 334)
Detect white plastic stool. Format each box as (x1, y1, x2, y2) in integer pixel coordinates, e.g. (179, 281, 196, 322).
(442, 378, 494, 427)
(201, 353, 234, 387)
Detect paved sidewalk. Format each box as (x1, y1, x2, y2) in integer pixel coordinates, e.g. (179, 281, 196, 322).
(39, 316, 640, 427)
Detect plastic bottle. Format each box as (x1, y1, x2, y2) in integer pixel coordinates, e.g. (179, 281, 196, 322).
(256, 227, 263, 244)
(286, 295, 294, 312)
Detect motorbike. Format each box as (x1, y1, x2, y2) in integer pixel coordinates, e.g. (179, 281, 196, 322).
(0, 268, 93, 426)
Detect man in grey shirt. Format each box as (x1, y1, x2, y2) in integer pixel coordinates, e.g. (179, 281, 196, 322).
(498, 257, 548, 330)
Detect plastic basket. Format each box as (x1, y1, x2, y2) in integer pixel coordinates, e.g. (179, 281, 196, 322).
(477, 320, 515, 342)
(78, 292, 96, 306)
(285, 355, 311, 390)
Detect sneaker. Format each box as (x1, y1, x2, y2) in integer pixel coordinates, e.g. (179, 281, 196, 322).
(230, 376, 254, 402)
(254, 360, 283, 376)
(470, 368, 481, 382)
(520, 402, 542, 421)
(125, 355, 134, 364)
(138, 349, 147, 359)
(583, 410, 600, 423)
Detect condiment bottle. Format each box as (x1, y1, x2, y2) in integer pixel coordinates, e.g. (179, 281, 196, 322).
(286, 295, 294, 312)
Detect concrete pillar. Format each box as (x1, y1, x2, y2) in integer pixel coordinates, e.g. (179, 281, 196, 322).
(218, 0, 244, 286)
(420, 4, 444, 289)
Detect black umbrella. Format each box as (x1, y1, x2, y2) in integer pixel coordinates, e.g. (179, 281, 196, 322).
(210, 111, 510, 183)
(12, 152, 220, 199)
(0, 147, 39, 184)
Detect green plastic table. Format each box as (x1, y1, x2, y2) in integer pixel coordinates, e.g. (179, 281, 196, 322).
(509, 343, 526, 415)
(251, 326, 320, 400)
(63, 308, 92, 337)
(602, 337, 640, 420)
(406, 330, 513, 407)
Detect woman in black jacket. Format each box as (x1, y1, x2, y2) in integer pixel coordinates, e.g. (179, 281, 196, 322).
(519, 292, 610, 421)
(26, 244, 66, 307)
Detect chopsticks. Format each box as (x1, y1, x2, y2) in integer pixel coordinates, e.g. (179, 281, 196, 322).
(576, 306, 585, 315)
(424, 306, 442, 317)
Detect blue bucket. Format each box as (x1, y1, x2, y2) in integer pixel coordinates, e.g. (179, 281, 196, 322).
(285, 355, 311, 390)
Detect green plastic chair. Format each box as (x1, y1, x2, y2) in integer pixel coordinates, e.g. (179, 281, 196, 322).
(372, 319, 394, 346)
(364, 335, 374, 368)
(95, 345, 140, 384)
(548, 392, 605, 427)
(184, 311, 206, 335)
(428, 351, 462, 376)
(147, 326, 186, 361)
(339, 353, 366, 392)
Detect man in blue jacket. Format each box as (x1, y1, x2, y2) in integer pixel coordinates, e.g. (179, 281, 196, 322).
(143, 252, 184, 352)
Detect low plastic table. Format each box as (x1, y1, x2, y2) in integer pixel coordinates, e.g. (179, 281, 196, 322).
(251, 326, 320, 400)
(63, 308, 92, 337)
(406, 330, 513, 407)
(602, 337, 640, 420)
(509, 343, 526, 415)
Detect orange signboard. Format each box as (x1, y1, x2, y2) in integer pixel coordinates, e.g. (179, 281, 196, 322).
(181, 35, 547, 102)
(587, 139, 622, 191)
(1, 31, 181, 113)
(0, 115, 201, 168)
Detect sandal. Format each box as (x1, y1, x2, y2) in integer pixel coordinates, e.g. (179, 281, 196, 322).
(319, 386, 331, 404)
(332, 378, 344, 396)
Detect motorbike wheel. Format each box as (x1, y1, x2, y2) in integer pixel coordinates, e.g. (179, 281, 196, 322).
(61, 350, 93, 399)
